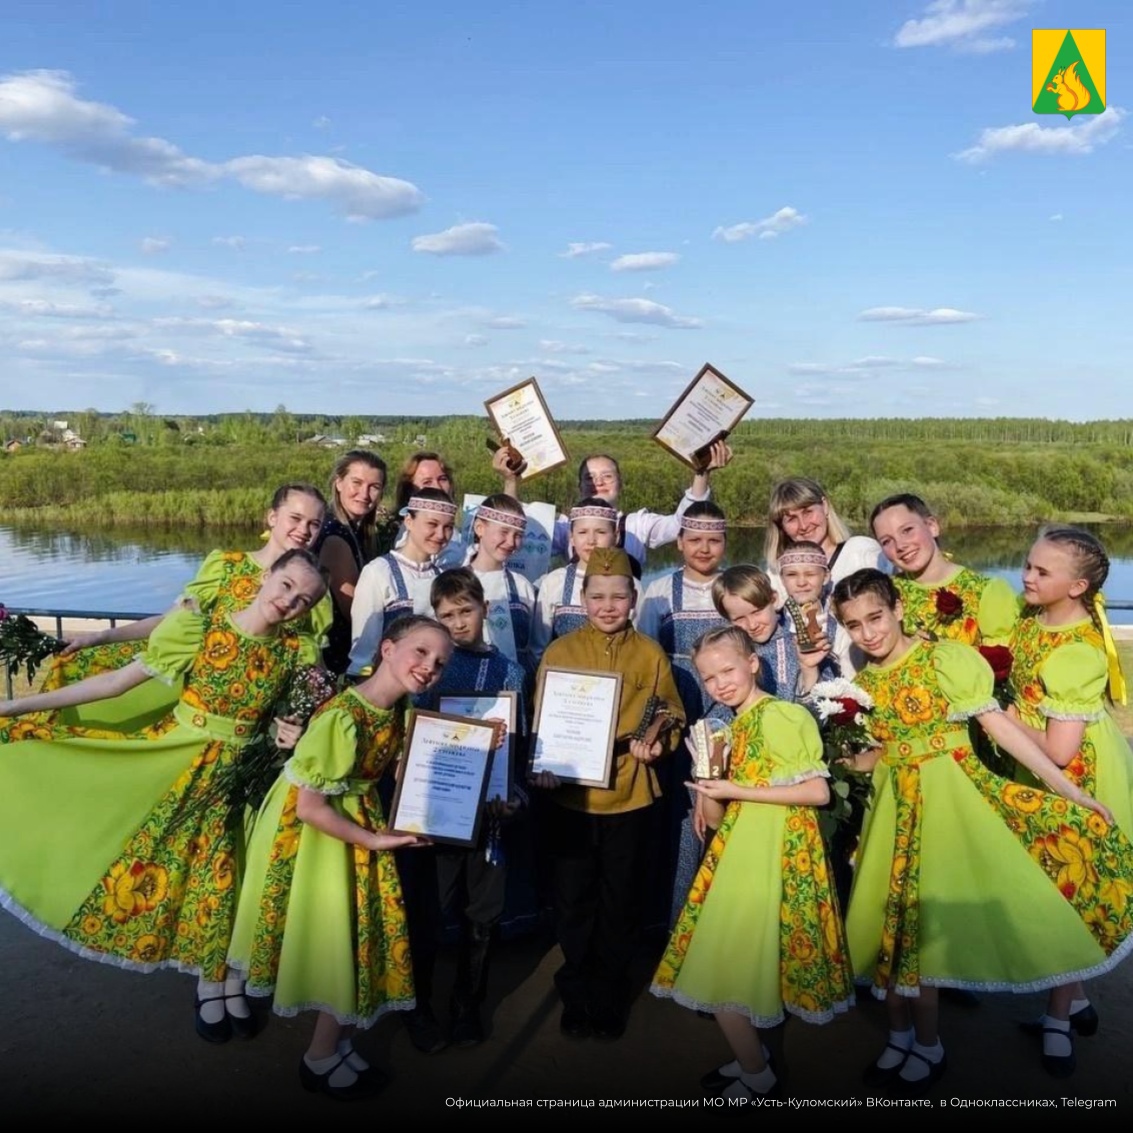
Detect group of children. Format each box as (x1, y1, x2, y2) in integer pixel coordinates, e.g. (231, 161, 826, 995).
(2, 458, 1133, 1103)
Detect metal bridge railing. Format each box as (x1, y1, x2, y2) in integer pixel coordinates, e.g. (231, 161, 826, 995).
(3, 606, 155, 699)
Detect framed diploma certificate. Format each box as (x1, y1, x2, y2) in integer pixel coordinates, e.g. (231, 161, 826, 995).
(530, 668, 622, 787)
(438, 691, 518, 805)
(484, 378, 570, 481)
(651, 363, 753, 471)
(388, 710, 496, 847)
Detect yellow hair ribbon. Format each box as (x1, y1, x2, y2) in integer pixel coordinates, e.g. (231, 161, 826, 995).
(1094, 592, 1127, 706)
(259, 529, 270, 542)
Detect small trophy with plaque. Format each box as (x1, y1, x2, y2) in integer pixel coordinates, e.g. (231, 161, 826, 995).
(783, 596, 825, 653)
(689, 719, 729, 780)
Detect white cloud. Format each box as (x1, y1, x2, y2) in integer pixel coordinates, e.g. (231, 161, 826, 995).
(1049, 213, 1063, 222)
(224, 155, 422, 222)
(954, 107, 1125, 163)
(539, 340, 591, 355)
(0, 298, 114, 318)
(312, 116, 331, 130)
(152, 316, 312, 354)
(857, 306, 981, 325)
(464, 334, 488, 347)
(483, 315, 525, 329)
(412, 222, 503, 256)
(610, 251, 680, 273)
(196, 294, 234, 310)
(712, 207, 806, 243)
(788, 356, 955, 377)
(211, 236, 247, 251)
(0, 250, 115, 287)
(139, 237, 170, 255)
(570, 293, 702, 329)
(0, 70, 423, 220)
(559, 241, 612, 259)
(287, 244, 321, 254)
(893, 1, 1030, 53)
(361, 294, 398, 310)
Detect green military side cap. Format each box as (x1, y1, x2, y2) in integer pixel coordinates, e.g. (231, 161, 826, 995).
(586, 547, 634, 579)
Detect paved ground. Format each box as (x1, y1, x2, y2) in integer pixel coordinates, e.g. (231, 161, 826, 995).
(3, 915, 1132, 1118)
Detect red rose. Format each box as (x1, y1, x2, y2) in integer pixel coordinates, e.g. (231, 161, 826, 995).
(978, 645, 1013, 684)
(831, 697, 862, 727)
(934, 589, 963, 617)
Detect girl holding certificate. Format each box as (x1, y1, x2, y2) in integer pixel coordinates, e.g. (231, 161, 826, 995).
(227, 615, 453, 1100)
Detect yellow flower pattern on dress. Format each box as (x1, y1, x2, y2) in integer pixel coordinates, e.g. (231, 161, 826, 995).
(240, 694, 415, 1023)
(1010, 615, 1105, 798)
(895, 568, 1004, 646)
(855, 641, 1133, 996)
(62, 607, 302, 979)
(654, 698, 853, 1023)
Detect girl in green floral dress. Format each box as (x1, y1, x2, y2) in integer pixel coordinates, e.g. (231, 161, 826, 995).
(651, 625, 854, 1102)
(35, 482, 332, 734)
(0, 549, 328, 1043)
(870, 492, 1020, 647)
(1008, 527, 1133, 1073)
(834, 569, 1133, 1094)
(228, 615, 453, 1099)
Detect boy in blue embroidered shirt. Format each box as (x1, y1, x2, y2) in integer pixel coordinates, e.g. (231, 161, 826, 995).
(406, 568, 528, 1048)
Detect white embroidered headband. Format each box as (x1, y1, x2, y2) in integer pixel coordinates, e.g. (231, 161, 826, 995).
(402, 496, 458, 518)
(680, 515, 727, 533)
(778, 548, 827, 568)
(569, 504, 618, 525)
(476, 504, 527, 532)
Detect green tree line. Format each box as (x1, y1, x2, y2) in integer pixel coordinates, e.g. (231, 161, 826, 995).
(3, 415, 1133, 528)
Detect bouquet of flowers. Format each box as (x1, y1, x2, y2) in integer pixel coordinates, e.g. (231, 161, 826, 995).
(0, 605, 66, 685)
(971, 644, 1015, 776)
(172, 664, 339, 831)
(811, 677, 877, 842)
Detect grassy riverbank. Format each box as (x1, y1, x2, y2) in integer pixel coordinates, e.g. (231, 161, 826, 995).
(3, 416, 1133, 528)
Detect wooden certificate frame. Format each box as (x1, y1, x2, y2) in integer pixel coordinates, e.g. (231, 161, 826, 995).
(484, 377, 571, 481)
(650, 363, 754, 471)
(388, 710, 496, 848)
(529, 667, 622, 788)
(437, 690, 519, 805)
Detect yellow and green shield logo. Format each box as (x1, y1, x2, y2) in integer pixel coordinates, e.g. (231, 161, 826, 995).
(1033, 29, 1106, 118)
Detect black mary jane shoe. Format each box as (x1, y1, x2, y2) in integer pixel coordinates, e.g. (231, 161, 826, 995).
(1040, 1028, 1076, 1079)
(702, 1051, 776, 1093)
(861, 1043, 909, 1088)
(890, 1050, 947, 1095)
(194, 994, 232, 1044)
(225, 993, 262, 1040)
(298, 1054, 389, 1100)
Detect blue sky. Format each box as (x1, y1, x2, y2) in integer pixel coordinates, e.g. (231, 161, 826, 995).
(1, 1, 1129, 421)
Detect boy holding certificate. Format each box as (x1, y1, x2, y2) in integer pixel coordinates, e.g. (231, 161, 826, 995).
(532, 547, 685, 1042)
(409, 568, 529, 1047)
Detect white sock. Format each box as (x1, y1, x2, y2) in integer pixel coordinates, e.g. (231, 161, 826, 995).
(196, 979, 225, 1025)
(900, 1040, 944, 1082)
(738, 1065, 777, 1094)
(715, 1059, 741, 1079)
(1042, 1016, 1073, 1058)
(1069, 997, 1091, 1015)
(304, 1051, 358, 1089)
(223, 973, 251, 1019)
(876, 1028, 914, 1069)
(337, 1038, 370, 1072)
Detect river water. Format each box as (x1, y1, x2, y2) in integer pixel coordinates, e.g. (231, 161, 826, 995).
(4, 522, 1133, 622)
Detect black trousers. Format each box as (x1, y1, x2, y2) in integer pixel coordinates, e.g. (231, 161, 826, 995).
(546, 802, 655, 1015)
